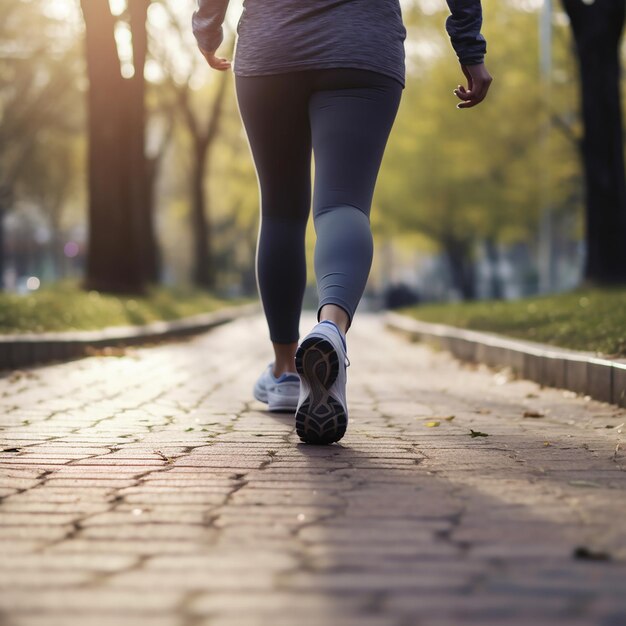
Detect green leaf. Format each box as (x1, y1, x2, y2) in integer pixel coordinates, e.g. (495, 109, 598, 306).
(568, 480, 601, 488)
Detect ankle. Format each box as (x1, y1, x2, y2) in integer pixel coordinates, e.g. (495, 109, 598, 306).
(319, 304, 349, 335)
(271, 341, 298, 377)
(273, 364, 296, 378)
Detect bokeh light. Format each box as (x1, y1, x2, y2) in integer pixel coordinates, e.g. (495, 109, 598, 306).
(64, 242, 80, 258)
(26, 277, 41, 291)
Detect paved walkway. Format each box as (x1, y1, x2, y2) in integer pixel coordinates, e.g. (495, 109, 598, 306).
(0, 314, 625, 626)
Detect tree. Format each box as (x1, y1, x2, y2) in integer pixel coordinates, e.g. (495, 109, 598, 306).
(561, 0, 626, 284)
(375, 0, 581, 299)
(154, 3, 232, 289)
(0, 0, 82, 288)
(80, 0, 157, 293)
(177, 70, 230, 289)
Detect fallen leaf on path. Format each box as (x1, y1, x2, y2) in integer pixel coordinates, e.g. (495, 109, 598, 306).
(154, 450, 173, 464)
(573, 546, 611, 561)
(523, 410, 545, 418)
(425, 421, 440, 428)
(8, 371, 25, 383)
(443, 415, 456, 421)
(568, 480, 602, 488)
(469, 429, 489, 438)
(543, 442, 551, 447)
(86, 346, 128, 357)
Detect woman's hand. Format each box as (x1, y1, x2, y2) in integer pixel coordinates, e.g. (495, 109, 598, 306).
(199, 48, 231, 71)
(453, 63, 493, 109)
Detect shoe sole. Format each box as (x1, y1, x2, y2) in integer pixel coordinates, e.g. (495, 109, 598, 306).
(295, 336, 347, 445)
(267, 387, 299, 413)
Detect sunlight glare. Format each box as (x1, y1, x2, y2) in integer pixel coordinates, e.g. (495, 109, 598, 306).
(109, 0, 126, 17)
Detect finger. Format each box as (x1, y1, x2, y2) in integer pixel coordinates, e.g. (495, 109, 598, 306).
(209, 57, 232, 70)
(456, 99, 479, 109)
(199, 48, 232, 70)
(453, 86, 472, 101)
(456, 92, 487, 109)
(210, 61, 231, 70)
(460, 79, 490, 104)
(456, 93, 481, 107)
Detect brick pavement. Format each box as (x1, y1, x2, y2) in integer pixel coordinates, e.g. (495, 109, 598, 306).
(0, 313, 625, 626)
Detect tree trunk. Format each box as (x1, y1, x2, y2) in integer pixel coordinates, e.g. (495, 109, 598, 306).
(0, 185, 10, 291)
(128, 0, 158, 284)
(146, 155, 162, 282)
(80, 0, 157, 293)
(81, 0, 140, 293)
(0, 207, 5, 291)
(177, 67, 230, 290)
(191, 148, 213, 288)
(444, 237, 476, 300)
(484, 237, 504, 299)
(562, 0, 626, 284)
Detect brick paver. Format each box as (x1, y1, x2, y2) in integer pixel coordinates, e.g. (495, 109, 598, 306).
(0, 313, 625, 626)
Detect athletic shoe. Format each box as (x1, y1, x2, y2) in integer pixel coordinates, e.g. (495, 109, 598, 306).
(253, 363, 300, 412)
(295, 320, 349, 445)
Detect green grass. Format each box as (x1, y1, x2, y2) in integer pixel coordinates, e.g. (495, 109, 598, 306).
(0, 281, 246, 334)
(401, 287, 626, 357)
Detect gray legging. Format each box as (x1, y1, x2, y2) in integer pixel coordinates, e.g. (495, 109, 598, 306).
(235, 68, 402, 344)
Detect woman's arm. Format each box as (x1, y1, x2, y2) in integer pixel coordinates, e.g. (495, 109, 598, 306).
(192, 0, 231, 70)
(192, 0, 230, 54)
(445, 0, 487, 66)
(446, 1, 492, 109)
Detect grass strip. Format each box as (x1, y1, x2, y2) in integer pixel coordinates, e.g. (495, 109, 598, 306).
(0, 281, 246, 334)
(401, 287, 626, 357)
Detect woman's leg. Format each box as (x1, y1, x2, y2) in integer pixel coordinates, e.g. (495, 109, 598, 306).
(309, 70, 403, 332)
(235, 73, 313, 374)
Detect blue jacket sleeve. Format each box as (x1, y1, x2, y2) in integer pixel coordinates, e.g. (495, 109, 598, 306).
(445, 0, 487, 65)
(192, 0, 230, 52)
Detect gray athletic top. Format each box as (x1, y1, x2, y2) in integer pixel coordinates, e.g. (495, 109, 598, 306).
(192, 1, 487, 88)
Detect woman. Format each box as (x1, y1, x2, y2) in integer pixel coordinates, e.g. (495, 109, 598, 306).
(192, 0, 492, 445)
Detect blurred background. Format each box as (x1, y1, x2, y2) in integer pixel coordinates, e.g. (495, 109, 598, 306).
(0, 0, 624, 316)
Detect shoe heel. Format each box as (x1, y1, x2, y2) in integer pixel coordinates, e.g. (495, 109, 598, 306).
(295, 337, 339, 388)
(295, 336, 346, 445)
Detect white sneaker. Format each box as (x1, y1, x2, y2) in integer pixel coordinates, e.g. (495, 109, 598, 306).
(253, 363, 300, 412)
(295, 320, 349, 444)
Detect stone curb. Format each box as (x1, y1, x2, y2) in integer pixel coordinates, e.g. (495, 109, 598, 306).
(0, 302, 260, 371)
(385, 312, 626, 408)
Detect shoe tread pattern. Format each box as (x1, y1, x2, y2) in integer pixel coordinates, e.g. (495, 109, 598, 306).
(295, 336, 347, 445)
